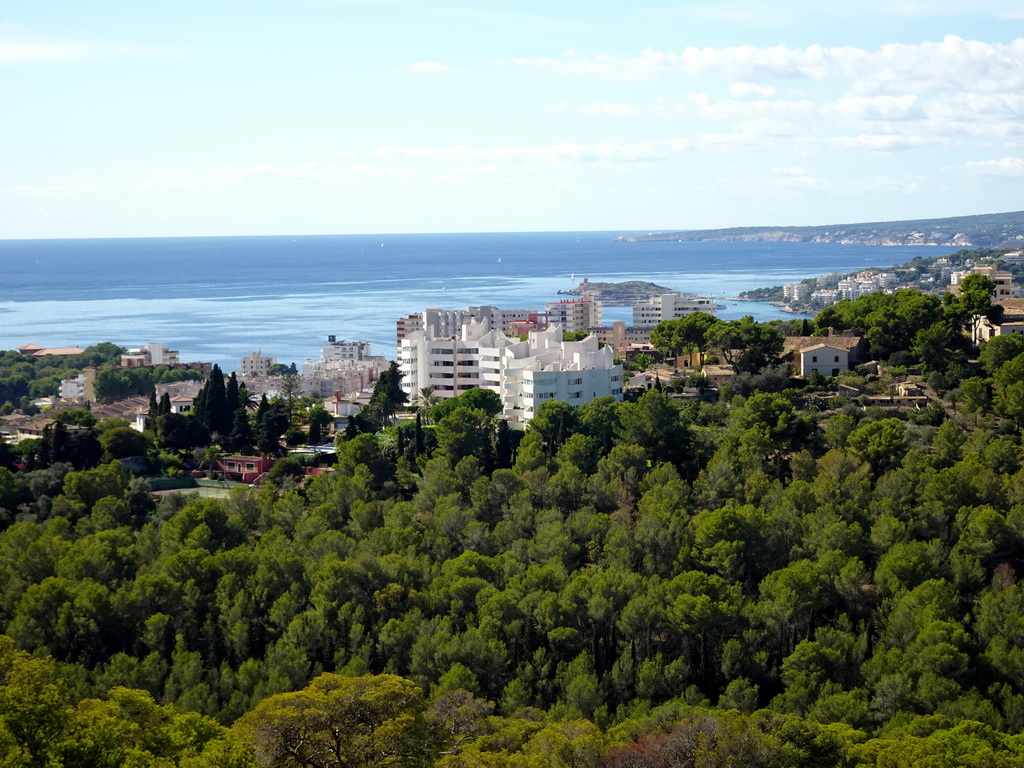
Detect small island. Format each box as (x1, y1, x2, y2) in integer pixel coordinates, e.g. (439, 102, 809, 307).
(558, 278, 675, 305)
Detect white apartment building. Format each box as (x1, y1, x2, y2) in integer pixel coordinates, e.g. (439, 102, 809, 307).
(240, 350, 276, 378)
(837, 279, 863, 301)
(60, 374, 86, 400)
(300, 338, 389, 395)
(320, 337, 372, 362)
(971, 265, 1014, 301)
(544, 297, 602, 332)
(783, 283, 811, 303)
(399, 321, 623, 425)
(396, 306, 542, 349)
(632, 293, 717, 326)
(121, 342, 180, 368)
(811, 289, 840, 307)
(817, 272, 843, 289)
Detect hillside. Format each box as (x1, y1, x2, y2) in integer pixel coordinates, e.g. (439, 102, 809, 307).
(617, 210, 1024, 247)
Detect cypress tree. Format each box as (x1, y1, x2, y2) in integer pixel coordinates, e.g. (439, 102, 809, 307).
(159, 392, 172, 416)
(412, 413, 423, 459)
(227, 407, 255, 455)
(192, 386, 208, 429)
(226, 372, 240, 416)
(495, 419, 512, 469)
(147, 390, 159, 431)
(205, 365, 231, 438)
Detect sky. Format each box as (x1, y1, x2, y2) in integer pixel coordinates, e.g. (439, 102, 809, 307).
(1, 1, 1023, 238)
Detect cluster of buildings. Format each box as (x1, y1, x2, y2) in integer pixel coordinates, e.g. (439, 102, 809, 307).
(399, 322, 624, 425)
(58, 345, 211, 402)
(786, 255, 1024, 312)
(393, 291, 719, 424)
(789, 270, 899, 308)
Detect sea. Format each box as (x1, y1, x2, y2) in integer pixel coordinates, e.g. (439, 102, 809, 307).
(0, 232, 959, 370)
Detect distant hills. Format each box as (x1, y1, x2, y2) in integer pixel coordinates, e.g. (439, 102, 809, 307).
(616, 210, 1024, 248)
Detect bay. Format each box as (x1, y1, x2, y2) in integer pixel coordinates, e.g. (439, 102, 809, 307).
(0, 232, 958, 369)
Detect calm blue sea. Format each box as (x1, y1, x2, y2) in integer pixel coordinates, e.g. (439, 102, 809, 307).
(0, 232, 958, 369)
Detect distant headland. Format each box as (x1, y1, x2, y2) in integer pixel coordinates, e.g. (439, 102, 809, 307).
(614, 210, 1024, 248)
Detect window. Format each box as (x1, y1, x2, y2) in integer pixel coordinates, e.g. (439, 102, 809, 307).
(812, 355, 818, 362)
(834, 356, 839, 362)
(245, 463, 256, 472)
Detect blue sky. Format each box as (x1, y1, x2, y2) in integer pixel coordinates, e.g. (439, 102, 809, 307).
(2, 1, 1023, 238)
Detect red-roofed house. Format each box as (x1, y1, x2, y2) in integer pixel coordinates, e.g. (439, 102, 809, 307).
(216, 455, 275, 484)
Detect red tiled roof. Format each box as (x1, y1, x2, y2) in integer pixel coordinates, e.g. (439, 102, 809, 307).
(783, 336, 863, 353)
(33, 347, 84, 356)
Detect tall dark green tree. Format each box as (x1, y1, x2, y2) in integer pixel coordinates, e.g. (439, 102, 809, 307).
(226, 407, 256, 454)
(194, 365, 231, 439)
(369, 362, 408, 427)
(226, 371, 241, 416)
(494, 419, 513, 469)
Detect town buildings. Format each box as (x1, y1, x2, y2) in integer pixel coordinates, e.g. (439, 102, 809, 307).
(398, 320, 623, 425)
(783, 282, 811, 303)
(121, 343, 180, 368)
(632, 293, 717, 326)
(396, 306, 540, 348)
(239, 350, 276, 379)
(544, 296, 601, 332)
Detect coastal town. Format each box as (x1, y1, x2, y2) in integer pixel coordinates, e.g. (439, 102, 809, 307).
(748, 248, 1024, 312)
(3, 250, 1024, 462)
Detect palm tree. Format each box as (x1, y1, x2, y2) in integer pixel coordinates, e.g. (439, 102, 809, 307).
(414, 386, 440, 424)
(238, 383, 258, 411)
(194, 445, 225, 479)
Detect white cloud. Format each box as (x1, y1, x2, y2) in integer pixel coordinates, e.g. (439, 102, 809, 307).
(126, 161, 414, 193)
(773, 167, 808, 176)
(671, 133, 774, 153)
(964, 156, 1024, 177)
(812, 134, 950, 152)
(697, 98, 815, 121)
(409, 61, 454, 73)
(375, 142, 662, 165)
(516, 37, 1024, 94)
(729, 82, 776, 98)
(873, 0, 1024, 17)
(823, 95, 922, 121)
(577, 102, 641, 115)
(0, 40, 187, 64)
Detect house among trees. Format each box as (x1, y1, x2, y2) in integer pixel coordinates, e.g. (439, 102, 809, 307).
(216, 454, 275, 484)
(795, 342, 850, 378)
(974, 297, 1024, 341)
(783, 334, 867, 376)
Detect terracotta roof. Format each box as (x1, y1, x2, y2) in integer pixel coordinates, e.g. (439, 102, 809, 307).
(796, 342, 851, 354)
(17, 344, 44, 352)
(783, 336, 864, 353)
(33, 347, 84, 357)
(90, 396, 150, 420)
(998, 298, 1024, 319)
